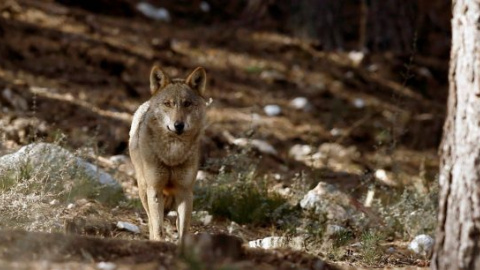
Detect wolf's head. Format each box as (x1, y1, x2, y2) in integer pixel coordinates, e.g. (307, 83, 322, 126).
(147, 66, 207, 137)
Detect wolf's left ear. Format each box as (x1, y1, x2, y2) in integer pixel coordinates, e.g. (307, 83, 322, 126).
(186, 67, 207, 97)
(150, 65, 170, 95)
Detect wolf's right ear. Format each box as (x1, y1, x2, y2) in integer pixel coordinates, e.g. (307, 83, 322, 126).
(150, 66, 170, 95)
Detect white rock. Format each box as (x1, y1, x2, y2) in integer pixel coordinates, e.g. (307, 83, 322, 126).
(408, 234, 434, 257)
(289, 97, 311, 110)
(248, 236, 305, 250)
(0, 143, 119, 188)
(232, 138, 277, 155)
(116, 221, 140, 234)
(49, 199, 59, 206)
(200, 1, 210, 12)
(67, 203, 75, 209)
(330, 128, 343, 136)
(196, 170, 207, 181)
(374, 169, 397, 187)
(250, 139, 278, 155)
(348, 51, 365, 66)
(193, 211, 213, 226)
(353, 98, 365, 109)
(299, 182, 351, 221)
(264, 104, 281, 116)
(97, 262, 117, 270)
(289, 144, 312, 160)
(228, 221, 242, 234)
(136, 2, 170, 22)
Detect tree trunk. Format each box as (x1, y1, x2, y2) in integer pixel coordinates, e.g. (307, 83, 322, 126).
(432, 1, 480, 269)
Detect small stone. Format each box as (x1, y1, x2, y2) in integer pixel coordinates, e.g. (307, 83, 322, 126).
(116, 221, 140, 234)
(228, 221, 241, 234)
(348, 51, 365, 66)
(248, 236, 305, 250)
(97, 262, 117, 270)
(263, 104, 281, 116)
(196, 170, 207, 181)
(330, 128, 343, 136)
(289, 97, 311, 111)
(200, 1, 210, 12)
(49, 199, 59, 206)
(136, 2, 170, 22)
(193, 211, 213, 226)
(67, 203, 75, 209)
(353, 98, 365, 109)
(289, 144, 313, 160)
(408, 234, 434, 257)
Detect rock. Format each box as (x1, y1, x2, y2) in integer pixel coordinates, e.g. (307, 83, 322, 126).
(228, 221, 242, 235)
(263, 104, 281, 116)
(248, 236, 305, 251)
(289, 144, 313, 161)
(249, 139, 278, 155)
(193, 211, 213, 226)
(271, 183, 292, 197)
(260, 70, 285, 84)
(49, 199, 59, 206)
(116, 221, 140, 234)
(374, 169, 398, 187)
(232, 138, 278, 156)
(352, 98, 365, 109)
(318, 143, 359, 160)
(0, 143, 120, 188)
(348, 51, 365, 66)
(289, 97, 312, 111)
(200, 1, 210, 12)
(299, 182, 352, 222)
(96, 262, 117, 270)
(180, 233, 243, 264)
(408, 234, 434, 257)
(136, 2, 170, 22)
(196, 170, 207, 181)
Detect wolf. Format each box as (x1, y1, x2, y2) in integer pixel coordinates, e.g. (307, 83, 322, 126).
(129, 65, 207, 241)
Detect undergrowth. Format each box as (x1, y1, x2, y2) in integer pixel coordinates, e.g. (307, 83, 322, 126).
(195, 148, 298, 227)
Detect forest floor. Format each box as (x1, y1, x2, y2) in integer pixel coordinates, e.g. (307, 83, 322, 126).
(0, 0, 448, 269)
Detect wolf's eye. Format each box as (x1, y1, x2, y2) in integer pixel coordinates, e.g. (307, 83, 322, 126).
(183, 101, 192, 107)
(163, 101, 172, 107)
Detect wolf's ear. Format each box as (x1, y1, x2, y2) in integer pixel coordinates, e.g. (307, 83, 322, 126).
(150, 65, 170, 95)
(186, 67, 207, 96)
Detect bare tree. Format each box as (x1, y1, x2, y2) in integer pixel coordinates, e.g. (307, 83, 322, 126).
(432, 1, 480, 269)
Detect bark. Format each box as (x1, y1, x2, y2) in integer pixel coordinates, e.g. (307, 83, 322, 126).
(432, 0, 480, 269)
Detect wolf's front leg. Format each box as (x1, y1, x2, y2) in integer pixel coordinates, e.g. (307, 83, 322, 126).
(175, 188, 193, 240)
(146, 186, 165, 240)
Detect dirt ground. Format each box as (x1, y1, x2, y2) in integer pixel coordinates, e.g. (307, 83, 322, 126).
(0, 0, 447, 269)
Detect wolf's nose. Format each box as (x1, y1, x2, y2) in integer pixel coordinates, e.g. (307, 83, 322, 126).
(174, 121, 185, 133)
